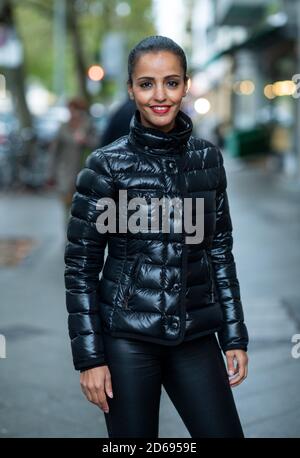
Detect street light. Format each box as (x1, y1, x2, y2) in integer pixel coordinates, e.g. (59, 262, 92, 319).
(87, 65, 105, 81)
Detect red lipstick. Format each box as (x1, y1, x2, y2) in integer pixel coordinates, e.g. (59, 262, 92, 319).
(150, 105, 171, 115)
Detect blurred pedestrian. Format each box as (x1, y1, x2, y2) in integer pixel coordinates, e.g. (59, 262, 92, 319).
(214, 122, 225, 149)
(100, 95, 136, 146)
(48, 98, 99, 223)
(65, 36, 249, 438)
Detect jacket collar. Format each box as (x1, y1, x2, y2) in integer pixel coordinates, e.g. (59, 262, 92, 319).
(128, 109, 193, 155)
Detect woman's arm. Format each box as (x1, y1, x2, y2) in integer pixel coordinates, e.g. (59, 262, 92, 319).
(211, 148, 249, 354)
(64, 148, 115, 371)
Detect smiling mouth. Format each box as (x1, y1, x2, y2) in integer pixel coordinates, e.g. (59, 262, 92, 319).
(149, 106, 171, 115)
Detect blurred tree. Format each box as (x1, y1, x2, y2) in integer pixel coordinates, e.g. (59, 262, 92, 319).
(0, 0, 34, 171)
(66, 0, 90, 102)
(0, 0, 154, 180)
(13, 0, 155, 100)
(0, 0, 31, 125)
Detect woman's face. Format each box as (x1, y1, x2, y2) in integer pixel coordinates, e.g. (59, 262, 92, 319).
(128, 51, 189, 133)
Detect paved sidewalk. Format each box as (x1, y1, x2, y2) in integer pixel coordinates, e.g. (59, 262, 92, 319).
(222, 155, 300, 438)
(0, 156, 299, 437)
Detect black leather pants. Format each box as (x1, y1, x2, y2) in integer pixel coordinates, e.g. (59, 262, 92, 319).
(102, 331, 245, 438)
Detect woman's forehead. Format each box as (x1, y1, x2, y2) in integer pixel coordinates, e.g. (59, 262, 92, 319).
(133, 51, 183, 77)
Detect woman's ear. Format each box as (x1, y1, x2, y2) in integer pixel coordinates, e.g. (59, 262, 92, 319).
(127, 82, 134, 100)
(183, 75, 191, 96)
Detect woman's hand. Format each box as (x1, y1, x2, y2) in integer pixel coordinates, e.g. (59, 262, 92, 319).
(80, 365, 113, 413)
(225, 349, 248, 387)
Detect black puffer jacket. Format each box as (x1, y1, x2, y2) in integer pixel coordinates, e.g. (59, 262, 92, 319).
(64, 109, 249, 371)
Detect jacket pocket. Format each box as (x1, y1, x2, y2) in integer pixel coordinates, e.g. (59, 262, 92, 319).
(205, 251, 215, 303)
(123, 253, 145, 309)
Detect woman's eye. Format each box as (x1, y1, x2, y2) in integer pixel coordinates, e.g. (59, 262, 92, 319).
(140, 82, 152, 89)
(139, 81, 179, 89)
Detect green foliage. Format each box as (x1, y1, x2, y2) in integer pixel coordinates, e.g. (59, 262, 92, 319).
(13, 0, 155, 98)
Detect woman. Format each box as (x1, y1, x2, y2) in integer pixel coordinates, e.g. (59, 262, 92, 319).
(64, 36, 249, 438)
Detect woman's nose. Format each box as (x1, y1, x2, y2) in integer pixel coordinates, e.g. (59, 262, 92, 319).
(153, 85, 167, 102)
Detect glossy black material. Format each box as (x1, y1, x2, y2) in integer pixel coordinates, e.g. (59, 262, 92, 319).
(65, 109, 248, 371)
(102, 331, 244, 438)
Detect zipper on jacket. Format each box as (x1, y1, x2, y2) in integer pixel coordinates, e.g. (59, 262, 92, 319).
(123, 253, 145, 308)
(177, 154, 189, 341)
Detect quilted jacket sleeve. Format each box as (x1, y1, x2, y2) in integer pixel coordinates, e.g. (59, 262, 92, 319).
(64, 149, 115, 371)
(211, 148, 249, 353)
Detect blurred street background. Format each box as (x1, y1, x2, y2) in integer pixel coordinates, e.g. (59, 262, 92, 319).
(0, 0, 300, 438)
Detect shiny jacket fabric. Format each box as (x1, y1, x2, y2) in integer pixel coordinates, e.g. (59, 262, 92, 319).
(64, 109, 249, 371)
